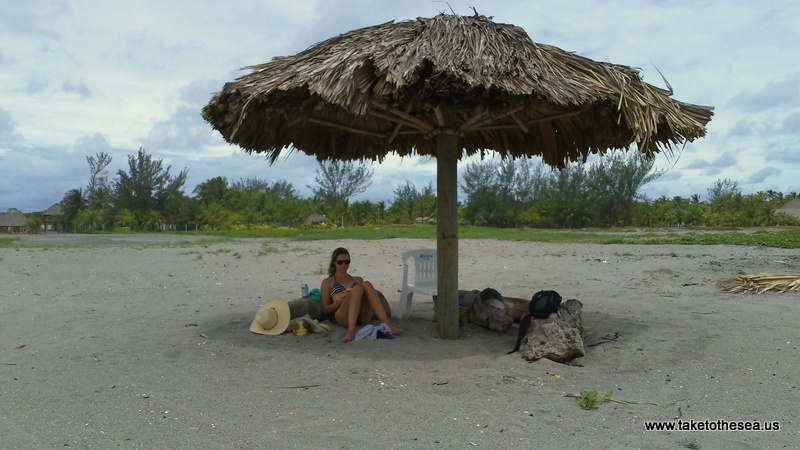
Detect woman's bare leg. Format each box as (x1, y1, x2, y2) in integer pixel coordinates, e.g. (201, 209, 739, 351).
(335, 295, 358, 342)
(343, 290, 363, 342)
(361, 281, 404, 335)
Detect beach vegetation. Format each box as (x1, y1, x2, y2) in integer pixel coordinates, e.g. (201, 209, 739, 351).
(180, 250, 203, 260)
(257, 242, 281, 255)
(575, 390, 614, 410)
(15, 148, 799, 244)
(309, 160, 373, 212)
(113, 148, 188, 218)
(85, 152, 114, 210)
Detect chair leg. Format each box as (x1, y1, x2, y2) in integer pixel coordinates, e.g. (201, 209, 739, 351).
(398, 291, 412, 319)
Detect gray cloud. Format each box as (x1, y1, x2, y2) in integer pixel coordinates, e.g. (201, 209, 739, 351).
(777, 111, 800, 134)
(62, 79, 91, 99)
(0, 51, 17, 68)
(0, 108, 24, 143)
(765, 142, 800, 164)
(747, 167, 781, 184)
(142, 105, 215, 153)
(727, 107, 800, 139)
(728, 74, 800, 113)
(141, 79, 227, 153)
(19, 78, 46, 94)
(73, 133, 111, 154)
(112, 31, 207, 73)
(684, 152, 738, 174)
(651, 168, 683, 185)
(0, 144, 86, 212)
(727, 118, 756, 137)
(178, 78, 226, 107)
(0, 0, 68, 39)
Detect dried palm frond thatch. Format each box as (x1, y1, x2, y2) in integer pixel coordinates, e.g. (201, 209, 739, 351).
(717, 273, 800, 294)
(776, 196, 800, 220)
(0, 212, 28, 227)
(203, 13, 713, 165)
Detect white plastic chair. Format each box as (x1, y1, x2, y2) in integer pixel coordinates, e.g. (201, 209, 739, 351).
(398, 248, 437, 318)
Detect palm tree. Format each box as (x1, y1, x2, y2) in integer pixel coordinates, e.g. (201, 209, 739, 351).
(670, 196, 689, 226)
(139, 210, 164, 231)
(61, 188, 86, 232)
(114, 209, 138, 229)
(74, 209, 104, 232)
(197, 203, 229, 228)
(194, 176, 232, 206)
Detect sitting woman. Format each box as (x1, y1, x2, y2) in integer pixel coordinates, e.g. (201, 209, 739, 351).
(321, 247, 404, 342)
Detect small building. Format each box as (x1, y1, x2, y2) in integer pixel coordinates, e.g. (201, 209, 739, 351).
(305, 213, 330, 225)
(43, 204, 64, 232)
(0, 211, 28, 233)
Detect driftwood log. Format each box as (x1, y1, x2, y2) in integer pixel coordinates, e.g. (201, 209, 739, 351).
(468, 296, 513, 332)
(432, 290, 530, 328)
(287, 291, 391, 321)
(456, 289, 530, 323)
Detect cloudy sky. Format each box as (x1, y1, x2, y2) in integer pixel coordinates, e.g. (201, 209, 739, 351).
(1, 0, 798, 213)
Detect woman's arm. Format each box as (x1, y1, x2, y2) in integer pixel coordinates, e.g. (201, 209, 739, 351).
(320, 278, 339, 315)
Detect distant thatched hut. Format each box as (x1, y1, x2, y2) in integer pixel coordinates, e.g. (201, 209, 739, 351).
(43, 203, 64, 232)
(0, 212, 28, 233)
(305, 214, 330, 225)
(776, 196, 800, 220)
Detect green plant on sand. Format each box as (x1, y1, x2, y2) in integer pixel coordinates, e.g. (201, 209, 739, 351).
(575, 390, 614, 410)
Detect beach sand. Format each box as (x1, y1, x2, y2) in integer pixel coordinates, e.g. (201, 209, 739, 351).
(1, 233, 798, 448)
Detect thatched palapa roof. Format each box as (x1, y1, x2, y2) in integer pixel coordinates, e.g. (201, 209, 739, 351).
(305, 213, 329, 224)
(44, 204, 63, 216)
(776, 196, 800, 219)
(203, 13, 713, 166)
(0, 212, 28, 227)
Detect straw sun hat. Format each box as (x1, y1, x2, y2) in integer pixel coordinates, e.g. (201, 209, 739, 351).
(249, 297, 291, 335)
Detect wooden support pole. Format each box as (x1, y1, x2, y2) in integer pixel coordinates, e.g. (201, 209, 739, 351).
(436, 109, 460, 339)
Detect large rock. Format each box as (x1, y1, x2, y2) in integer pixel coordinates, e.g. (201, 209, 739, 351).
(519, 299, 586, 363)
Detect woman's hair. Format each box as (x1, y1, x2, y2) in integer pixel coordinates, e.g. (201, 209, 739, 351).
(328, 247, 350, 277)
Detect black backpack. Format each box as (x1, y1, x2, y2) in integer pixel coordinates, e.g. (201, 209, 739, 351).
(508, 290, 562, 354)
(530, 290, 562, 319)
(479, 287, 504, 302)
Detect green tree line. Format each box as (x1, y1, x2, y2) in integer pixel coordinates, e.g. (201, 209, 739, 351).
(48, 148, 799, 232)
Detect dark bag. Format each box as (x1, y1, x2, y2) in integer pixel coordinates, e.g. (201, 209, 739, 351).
(530, 290, 562, 319)
(508, 290, 563, 353)
(508, 313, 532, 354)
(479, 287, 503, 302)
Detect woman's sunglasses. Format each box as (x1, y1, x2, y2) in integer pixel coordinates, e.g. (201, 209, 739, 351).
(336, 259, 351, 265)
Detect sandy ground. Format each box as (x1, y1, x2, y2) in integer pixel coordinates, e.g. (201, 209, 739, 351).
(1, 233, 798, 449)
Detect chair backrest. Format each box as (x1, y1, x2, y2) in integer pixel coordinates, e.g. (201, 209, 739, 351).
(402, 248, 437, 288)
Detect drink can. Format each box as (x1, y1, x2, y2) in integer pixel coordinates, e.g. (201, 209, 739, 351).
(301, 283, 309, 297)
